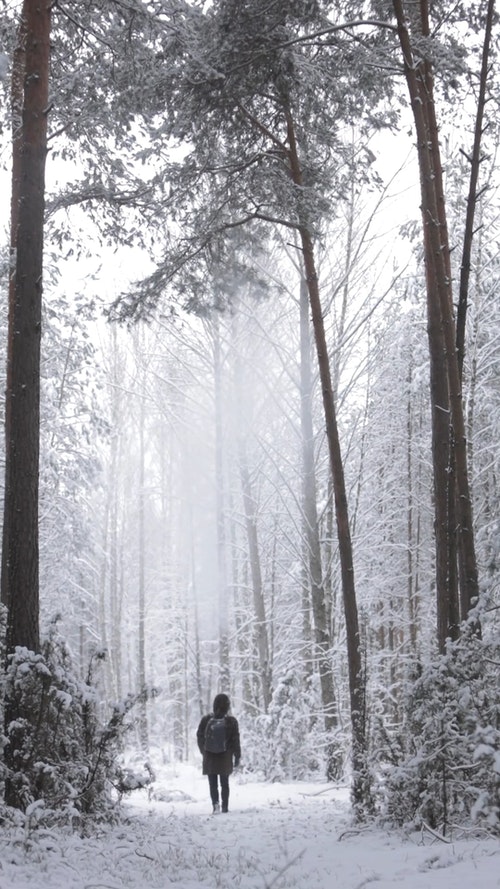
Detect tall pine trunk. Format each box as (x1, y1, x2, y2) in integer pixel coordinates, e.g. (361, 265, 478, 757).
(299, 276, 341, 779)
(237, 443, 272, 712)
(456, 0, 495, 383)
(232, 306, 272, 712)
(3, 0, 51, 810)
(3, 0, 51, 655)
(212, 312, 230, 689)
(137, 371, 148, 750)
(392, 0, 480, 645)
(285, 107, 370, 814)
(1, 11, 26, 612)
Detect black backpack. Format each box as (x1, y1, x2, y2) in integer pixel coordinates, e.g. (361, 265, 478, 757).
(204, 716, 227, 754)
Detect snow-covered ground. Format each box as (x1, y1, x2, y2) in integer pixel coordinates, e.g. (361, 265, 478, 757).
(1, 761, 499, 889)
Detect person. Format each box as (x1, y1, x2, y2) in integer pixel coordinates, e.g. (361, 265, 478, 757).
(197, 693, 241, 814)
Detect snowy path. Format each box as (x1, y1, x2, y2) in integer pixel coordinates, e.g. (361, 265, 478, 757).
(1, 764, 499, 889)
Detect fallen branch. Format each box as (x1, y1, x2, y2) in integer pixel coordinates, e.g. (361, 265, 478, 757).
(300, 784, 350, 798)
(420, 821, 452, 844)
(338, 826, 373, 841)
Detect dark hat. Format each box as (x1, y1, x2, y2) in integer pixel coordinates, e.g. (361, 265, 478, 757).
(213, 693, 230, 716)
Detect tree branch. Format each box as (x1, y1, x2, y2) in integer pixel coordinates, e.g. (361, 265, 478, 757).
(236, 102, 289, 153)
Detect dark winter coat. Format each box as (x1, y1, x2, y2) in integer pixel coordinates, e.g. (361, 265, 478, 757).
(196, 713, 241, 776)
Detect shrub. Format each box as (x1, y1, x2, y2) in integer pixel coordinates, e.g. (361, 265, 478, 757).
(242, 669, 326, 780)
(380, 628, 500, 834)
(1, 621, 153, 819)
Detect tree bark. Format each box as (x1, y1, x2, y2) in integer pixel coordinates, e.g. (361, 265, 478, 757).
(405, 364, 419, 653)
(137, 372, 148, 750)
(454, 0, 494, 624)
(425, 225, 459, 650)
(1, 12, 26, 612)
(285, 108, 369, 812)
(231, 305, 272, 712)
(212, 312, 231, 688)
(3, 0, 51, 810)
(237, 442, 272, 711)
(392, 0, 479, 641)
(228, 491, 255, 713)
(456, 0, 495, 381)
(2, 0, 51, 655)
(299, 276, 341, 777)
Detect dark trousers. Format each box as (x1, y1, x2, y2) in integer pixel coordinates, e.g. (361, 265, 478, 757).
(208, 773, 229, 809)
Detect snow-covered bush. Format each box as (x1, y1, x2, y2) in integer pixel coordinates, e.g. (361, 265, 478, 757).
(379, 627, 500, 833)
(242, 670, 326, 780)
(470, 723, 500, 828)
(1, 621, 153, 819)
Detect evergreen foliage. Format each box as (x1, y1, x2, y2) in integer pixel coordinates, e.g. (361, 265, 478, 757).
(379, 627, 500, 833)
(1, 621, 152, 820)
(242, 671, 327, 781)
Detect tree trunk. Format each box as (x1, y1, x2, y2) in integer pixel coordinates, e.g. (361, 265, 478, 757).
(285, 107, 369, 813)
(3, 0, 51, 810)
(231, 306, 272, 712)
(455, 0, 493, 623)
(137, 377, 148, 750)
(299, 276, 341, 778)
(212, 312, 230, 688)
(237, 444, 272, 712)
(1, 12, 26, 611)
(456, 0, 495, 381)
(2, 0, 51, 656)
(228, 492, 255, 712)
(425, 227, 459, 650)
(406, 364, 419, 653)
(392, 0, 480, 640)
(109, 418, 122, 700)
(190, 511, 205, 720)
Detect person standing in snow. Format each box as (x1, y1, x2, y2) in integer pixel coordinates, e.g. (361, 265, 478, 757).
(197, 693, 241, 814)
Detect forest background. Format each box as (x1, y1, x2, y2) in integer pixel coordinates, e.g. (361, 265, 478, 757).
(0, 0, 499, 834)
